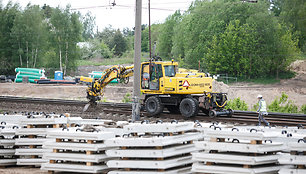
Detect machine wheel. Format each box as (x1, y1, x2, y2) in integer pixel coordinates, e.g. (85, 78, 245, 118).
(145, 96, 164, 116)
(209, 110, 217, 118)
(166, 105, 180, 114)
(179, 98, 199, 118)
(227, 109, 233, 117)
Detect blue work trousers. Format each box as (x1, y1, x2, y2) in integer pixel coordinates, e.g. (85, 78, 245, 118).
(258, 112, 269, 126)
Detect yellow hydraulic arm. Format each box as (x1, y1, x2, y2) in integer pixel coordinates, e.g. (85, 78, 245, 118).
(86, 65, 134, 104)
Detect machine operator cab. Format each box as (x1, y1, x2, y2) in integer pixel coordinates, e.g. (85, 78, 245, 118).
(141, 61, 178, 93)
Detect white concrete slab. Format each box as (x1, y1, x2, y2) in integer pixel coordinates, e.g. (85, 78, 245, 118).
(69, 118, 113, 125)
(43, 141, 109, 151)
(106, 144, 196, 158)
(43, 152, 110, 163)
(0, 149, 15, 155)
(278, 168, 306, 174)
(278, 154, 306, 165)
(19, 117, 68, 125)
(124, 122, 195, 133)
(192, 152, 281, 165)
(41, 163, 108, 173)
(194, 141, 285, 153)
(108, 166, 192, 174)
(105, 133, 202, 147)
(0, 139, 15, 146)
(17, 158, 48, 165)
(107, 156, 192, 169)
(0, 115, 25, 123)
(287, 142, 306, 152)
(192, 162, 282, 174)
(15, 138, 48, 145)
(205, 129, 278, 141)
(15, 148, 52, 156)
(0, 159, 17, 166)
(46, 130, 115, 140)
(15, 128, 52, 135)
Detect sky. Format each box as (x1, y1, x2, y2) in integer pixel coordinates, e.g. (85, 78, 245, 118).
(2, 0, 195, 30)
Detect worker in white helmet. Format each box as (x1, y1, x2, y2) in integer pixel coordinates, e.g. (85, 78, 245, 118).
(257, 95, 270, 126)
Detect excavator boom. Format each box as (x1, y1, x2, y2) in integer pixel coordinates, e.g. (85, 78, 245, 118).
(84, 65, 134, 110)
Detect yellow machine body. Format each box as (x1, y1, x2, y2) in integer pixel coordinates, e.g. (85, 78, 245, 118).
(140, 61, 212, 95)
(85, 59, 230, 118)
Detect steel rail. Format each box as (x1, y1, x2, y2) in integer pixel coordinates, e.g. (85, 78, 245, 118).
(0, 96, 305, 126)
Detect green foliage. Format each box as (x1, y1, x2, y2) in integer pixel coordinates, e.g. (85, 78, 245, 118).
(157, 10, 181, 59)
(81, 12, 96, 40)
(0, 2, 84, 75)
(268, 92, 298, 113)
(122, 93, 132, 103)
(140, 24, 161, 54)
(80, 39, 114, 59)
(280, 0, 306, 52)
(76, 55, 148, 66)
(156, 0, 302, 78)
(99, 97, 107, 103)
(96, 27, 127, 56)
(111, 29, 127, 56)
(301, 104, 306, 114)
(225, 97, 248, 111)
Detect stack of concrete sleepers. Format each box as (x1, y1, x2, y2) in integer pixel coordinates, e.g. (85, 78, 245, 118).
(192, 127, 285, 174)
(0, 123, 18, 166)
(68, 118, 128, 137)
(41, 127, 116, 173)
(105, 121, 203, 174)
(15, 114, 68, 166)
(278, 141, 306, 174)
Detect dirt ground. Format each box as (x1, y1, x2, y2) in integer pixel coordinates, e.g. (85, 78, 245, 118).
(0, 60, 305, 110)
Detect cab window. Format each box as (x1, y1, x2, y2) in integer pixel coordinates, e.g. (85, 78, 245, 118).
(164, 65, 176, 77)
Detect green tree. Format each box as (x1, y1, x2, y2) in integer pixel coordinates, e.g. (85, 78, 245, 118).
(82, 12, 96, 41)
(206, 20, 258, 77)
(96, 25, 116, 48)
(157, 10, 181, 59)
(280, 0, 306, 52)
(11, 4, 48, 68)
(49, 6, 82, 75)
(110, 29, 127, 56)
(0, 2, 20, 74)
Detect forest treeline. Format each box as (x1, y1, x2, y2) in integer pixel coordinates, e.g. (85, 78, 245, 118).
(0, 0, 305, 79)
(154, 0, 305, 79)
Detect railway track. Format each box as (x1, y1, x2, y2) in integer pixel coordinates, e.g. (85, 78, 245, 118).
(0, 96, 305, 127)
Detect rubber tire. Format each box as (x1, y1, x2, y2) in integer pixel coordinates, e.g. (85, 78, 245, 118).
(145, 96, 164, 116)
(209, 110, 217, 118)
(166, 105, 180, 114)
(179, 98, 199, 118)
(227, 109, 233, 117)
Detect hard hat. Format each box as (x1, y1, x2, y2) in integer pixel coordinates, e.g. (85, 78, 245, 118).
(257, 94, 262, 98)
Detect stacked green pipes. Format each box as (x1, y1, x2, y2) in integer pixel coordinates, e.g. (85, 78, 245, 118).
(89, 71, 118, 83)
(15, 68, 45, 83)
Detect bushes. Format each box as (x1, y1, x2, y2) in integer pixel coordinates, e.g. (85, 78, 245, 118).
(122, 93, 132, 103)
(228, 92, 304, 114)
(301, 104, 306, 114)
(225, 97, 248, 111)
(268, 92, 298, 113)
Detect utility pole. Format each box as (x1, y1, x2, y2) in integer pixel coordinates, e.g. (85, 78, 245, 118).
(148, 0, 151, 58)
(132, 0, 142, 122)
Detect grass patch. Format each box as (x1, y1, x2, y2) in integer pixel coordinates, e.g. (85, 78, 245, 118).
(77, 52, 149, 66)
(220, 71, 296, 85)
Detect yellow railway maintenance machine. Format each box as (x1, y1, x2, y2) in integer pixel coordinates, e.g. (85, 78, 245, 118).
(85, 58, 232, 118)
